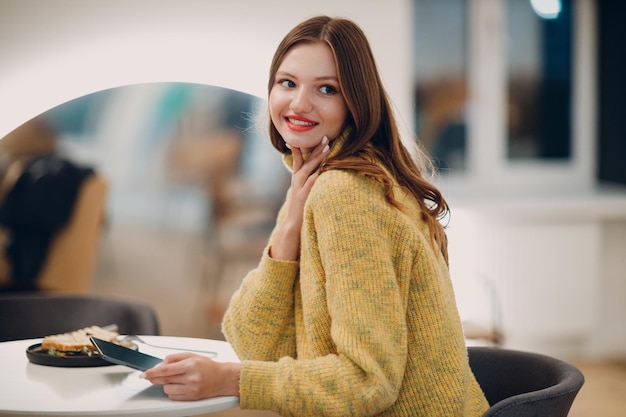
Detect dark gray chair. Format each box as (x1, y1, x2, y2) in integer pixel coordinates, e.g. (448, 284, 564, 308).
(0, 293, 160, 341)
(468, 346, 585, 417)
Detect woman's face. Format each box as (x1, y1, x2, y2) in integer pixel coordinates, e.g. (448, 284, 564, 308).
(269, 42, 348, 154)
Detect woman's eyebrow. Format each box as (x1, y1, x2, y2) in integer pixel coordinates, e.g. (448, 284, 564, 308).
(275, 71, 338, 82)
(315, 75, 339, 83)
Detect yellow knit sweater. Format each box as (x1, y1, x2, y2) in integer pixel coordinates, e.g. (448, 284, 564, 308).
(222, 138, 489, 416)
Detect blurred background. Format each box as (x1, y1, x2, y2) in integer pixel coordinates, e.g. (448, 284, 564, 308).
(0, 1, 625, 415)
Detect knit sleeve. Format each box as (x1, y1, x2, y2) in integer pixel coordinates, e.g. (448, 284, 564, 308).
(239, 170, 412, 416)
(221, 201, 299, 361)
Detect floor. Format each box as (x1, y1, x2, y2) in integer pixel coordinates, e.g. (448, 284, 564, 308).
(89, 218, 626, 417)
(567, 359, 626, 417)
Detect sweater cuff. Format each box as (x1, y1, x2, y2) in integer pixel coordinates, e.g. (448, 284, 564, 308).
(257, 245, 300, 293)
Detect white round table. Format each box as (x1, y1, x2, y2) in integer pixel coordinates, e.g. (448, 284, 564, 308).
(0, 336, 240, 416)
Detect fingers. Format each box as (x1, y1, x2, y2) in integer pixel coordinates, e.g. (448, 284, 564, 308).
(292, 136, 329, 171)
(141, 353, 228, 401)
(313, 136, 330, 166)
(162, 381, 203, 401)
(320, 135, 330, 152)
(289, 135, 330, 201)
(142, 366, 183, 385)
(309, 135, 329, 165)
(302, 136, 329, 184)
(142, 353, 195, 383)
(291, 146, 304, 171)
(293, 136, 329, 176)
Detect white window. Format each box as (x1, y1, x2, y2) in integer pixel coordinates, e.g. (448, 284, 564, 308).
(412, 0, 596, 195)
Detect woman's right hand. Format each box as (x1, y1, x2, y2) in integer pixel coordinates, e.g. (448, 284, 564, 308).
(269, 136, 330, 261)
(142, 352, 241, 401)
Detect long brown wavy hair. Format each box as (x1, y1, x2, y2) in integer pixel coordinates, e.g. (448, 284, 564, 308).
(267, 16, 450, 263)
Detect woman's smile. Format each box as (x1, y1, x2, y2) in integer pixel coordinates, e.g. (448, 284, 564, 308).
(285, 115, 318, 132)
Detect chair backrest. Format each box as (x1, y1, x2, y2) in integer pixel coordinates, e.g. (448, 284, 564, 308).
(0, 293, 160, 342)
(468, 346, 585, 417)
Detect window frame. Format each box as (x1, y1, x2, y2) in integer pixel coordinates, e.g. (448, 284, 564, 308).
(435, 0, 597, 196)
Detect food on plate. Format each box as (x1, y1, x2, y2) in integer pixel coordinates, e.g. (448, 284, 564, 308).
(41, 325, 126, 357)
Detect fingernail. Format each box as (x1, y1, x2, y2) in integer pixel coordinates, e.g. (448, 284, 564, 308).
(138, 372, 146, 379)
(322, 144, 330, 153)
(322, 136, 328, 144)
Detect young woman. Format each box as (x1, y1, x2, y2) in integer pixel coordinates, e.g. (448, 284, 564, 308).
(144, 15, 489, 416)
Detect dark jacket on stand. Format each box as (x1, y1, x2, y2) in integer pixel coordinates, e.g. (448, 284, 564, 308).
(0, 155, 93, 291)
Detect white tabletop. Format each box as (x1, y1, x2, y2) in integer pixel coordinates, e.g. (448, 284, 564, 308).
(0, 336, 240, 416)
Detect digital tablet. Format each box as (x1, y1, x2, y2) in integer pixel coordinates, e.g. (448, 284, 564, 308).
(90, 336, 163, 371)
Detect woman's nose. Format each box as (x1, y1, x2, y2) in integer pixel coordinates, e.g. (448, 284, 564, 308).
(290, 88, 313, 113)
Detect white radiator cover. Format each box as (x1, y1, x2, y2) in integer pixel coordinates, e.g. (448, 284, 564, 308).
(447, 195, 626, 360)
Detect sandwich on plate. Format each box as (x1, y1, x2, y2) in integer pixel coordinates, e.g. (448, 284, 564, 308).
(41, 325, 128, 357)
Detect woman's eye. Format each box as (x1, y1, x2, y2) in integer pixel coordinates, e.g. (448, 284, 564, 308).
(320, 85, 337, 95)
(279, 79, 296, 88)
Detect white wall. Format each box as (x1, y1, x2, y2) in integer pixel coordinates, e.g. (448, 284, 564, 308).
(0, 0, 413, 138)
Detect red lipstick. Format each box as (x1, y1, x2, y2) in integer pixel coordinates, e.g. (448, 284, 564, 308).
(285, 115, 318, 132)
